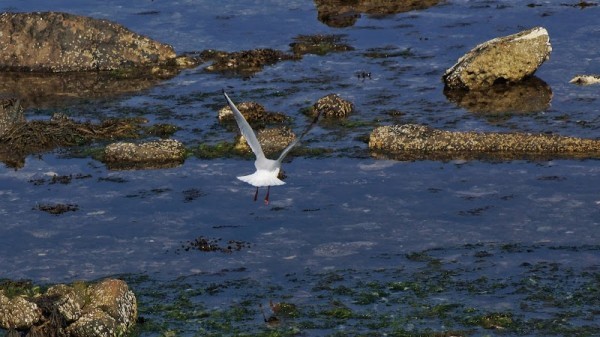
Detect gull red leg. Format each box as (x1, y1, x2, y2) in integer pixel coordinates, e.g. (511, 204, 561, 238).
(254, 187, 259, 201)
(264, 186, 270, 205)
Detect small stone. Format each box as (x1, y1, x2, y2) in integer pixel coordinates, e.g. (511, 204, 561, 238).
(443, 27, 552, 90)
(569, 74, 600, 85)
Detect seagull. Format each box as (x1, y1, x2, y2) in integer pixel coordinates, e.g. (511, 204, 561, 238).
(223, 90, 320, 205)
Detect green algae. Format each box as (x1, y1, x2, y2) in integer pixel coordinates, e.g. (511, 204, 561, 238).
(3, 244, 600, 337)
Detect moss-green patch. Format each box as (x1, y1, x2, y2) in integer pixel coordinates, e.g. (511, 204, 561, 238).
(193, 142, 239, 159)
(0, 279, 44, 299)
(5, 244, 599, 337)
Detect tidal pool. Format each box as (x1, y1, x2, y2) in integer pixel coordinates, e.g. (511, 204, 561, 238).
(0, 1, 599, 336)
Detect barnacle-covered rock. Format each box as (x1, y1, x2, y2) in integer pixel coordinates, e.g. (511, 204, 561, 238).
(443, 27, 551, 90)
(235, 126, 297, 156)
(369, 124, 600, 161)
(104, 139, 186, 170)
(0, 278, 137, 337)
(0, 290, 42, 330)
(88, 279, 137, 328)
(310, 94, 354, 118)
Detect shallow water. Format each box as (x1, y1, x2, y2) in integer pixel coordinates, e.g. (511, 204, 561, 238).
(1, 0, 600, 335)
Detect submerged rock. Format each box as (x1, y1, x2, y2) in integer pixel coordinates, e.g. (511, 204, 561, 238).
(203, 48, 298, 76)
(444, 76, 552, 117)
(0, 12, 180, 72)
(290, 34, 354, 56)
(369, 124, 600, 161)
(218, 101, 288, 127)
(309, 94, 354, 118)
(0, 278, 136, 337)
(104, 139, 186, 170)
(443, 27, 551, 90)
(314, 0, 442, 27)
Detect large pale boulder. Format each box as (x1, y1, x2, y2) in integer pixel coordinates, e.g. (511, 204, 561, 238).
(443, 27, 551, 90)
(0, 12, 177, 72)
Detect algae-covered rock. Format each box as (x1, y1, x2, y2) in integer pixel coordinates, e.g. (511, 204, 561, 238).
(203, 48, 298, 76)
(443, 27, 551, 90)
(369, 124, 600, 161)
(0, 12, 179, 72)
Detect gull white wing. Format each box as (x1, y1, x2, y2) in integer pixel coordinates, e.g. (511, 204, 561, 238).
(276, 137, 300, 163)
(223, 91, 266, 160)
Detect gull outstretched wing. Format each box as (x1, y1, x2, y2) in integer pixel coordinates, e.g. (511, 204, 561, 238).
(223, 91, 266, 160)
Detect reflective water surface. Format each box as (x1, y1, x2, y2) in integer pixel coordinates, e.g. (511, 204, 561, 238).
(0, 0, 599, 335)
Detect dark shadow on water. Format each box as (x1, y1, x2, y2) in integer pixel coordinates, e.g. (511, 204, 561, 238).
(0, 70, 182, 109)
(443, 76, 553, 122)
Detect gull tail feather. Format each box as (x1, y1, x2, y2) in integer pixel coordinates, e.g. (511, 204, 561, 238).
(237, 171, 285, 187)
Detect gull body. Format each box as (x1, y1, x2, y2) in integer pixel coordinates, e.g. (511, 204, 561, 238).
(223, 91, 316, 204)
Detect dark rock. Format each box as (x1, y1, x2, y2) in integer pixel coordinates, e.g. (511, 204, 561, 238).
(443, 27, 551, 90)
(290, 34, 354, 56)
(0, 98, 24, 137)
